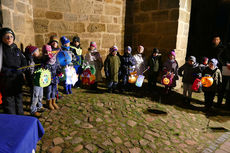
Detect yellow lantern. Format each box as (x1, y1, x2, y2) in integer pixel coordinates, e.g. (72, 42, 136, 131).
(162, 77, 170, 85)
(201, 76, 213, 87)
(128, 71, 138, 83)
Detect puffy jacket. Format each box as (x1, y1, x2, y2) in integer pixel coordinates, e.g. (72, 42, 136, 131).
(0, 43, 26, 95)
(120, 53, 137, 75)
(104, 54, 121, 82)
(178, 62, 201, 84)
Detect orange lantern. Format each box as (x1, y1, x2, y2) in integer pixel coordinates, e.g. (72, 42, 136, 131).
(201, 76, 213, 87)
(128, 71, 138, 83)
(162, 77, 170, 85)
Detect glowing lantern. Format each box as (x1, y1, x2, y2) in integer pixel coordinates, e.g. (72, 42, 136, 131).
(201, 75, 213, 87)
(162, 77, 170, 85)
(128, 71, 138, 83)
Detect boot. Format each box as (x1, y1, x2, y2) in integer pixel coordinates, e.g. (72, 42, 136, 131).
(47, 100, 54, 110)
(52, 99, 59, 109)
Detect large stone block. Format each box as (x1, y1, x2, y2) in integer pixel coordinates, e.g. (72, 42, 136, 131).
(32, 0, 48, 8)
(45, 11, 63, 20)
(90, 15, 101, 23)
(105, 5, 121, 16)
(183, 23, 189, 36)
(81, 33, 102, 39)
(107, 24, 121, 33)
(24, 35, 35, 46)
(16, 2, 26, 13)
(71, 0, 94, 14)
(34, 19, 49, 33)
(160, 0, 179, 9)
(138, 34, 161, 47)
(156, 21, 178, 35)
(2, 0, 14, 9)
(134, 13, 149, 23)
(94, 3, 104, 14)
(27, 5, 33, 16)
(159, 35, 177, 49)
(74, 23, 85, 33)
(64, 13, 78, 21)
(141, 23, 157, 33)
(169, 9, 179, 21)
(140, 0, 158, 11)
(152, 10, 169, 21)
(35, 34, 45, 48)
(77, 15, 89, 22)
(101, 16, 113, 23)
(105, 0, 113, 3)
(81, 39, 90, 52)
(2, 9, 12, 27)
(179, 10, 190, 23)
(49, 0, 71, 12)
(13, 15, 25, 33)
(49, 21, 74, 32)
(87, 23, 106, 32)
(33, 8, 45, 18)
(102, 34, 115, 48)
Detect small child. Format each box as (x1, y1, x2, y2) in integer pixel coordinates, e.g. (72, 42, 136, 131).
(199, 57, 209, 72)
(202, 58, 222, 111)
(64, 62, 77, 94)
(104, 46, 121, 93)
(148, 48, 161, 89)
(25, 46, 44, 117)
(43, 45, 61, 110)
(178, 56, 201, 104)
(84, 42, 103, 89)
(120, 46, 137, 91)
(60, 36, 75, 62)
(162, 50, 179, 94)
(70, 36, 83, 88)
(133, 45, 146, 76)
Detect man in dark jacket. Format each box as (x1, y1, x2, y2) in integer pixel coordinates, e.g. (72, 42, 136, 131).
(217, 43, 230, 107)
(0, 27, 27, 115)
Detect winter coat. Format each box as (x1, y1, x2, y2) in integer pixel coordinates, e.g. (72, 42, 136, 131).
(45, 61, 61, 84)
(104, 54, 121, 82)
(133, 53, 146, 75)
(120, 53, 137, 76)
(208, 43, 225, 68)
(148, 55, 161, 73)
(202, 67, 222, 92)
(178, 62, 201, 84)
(84, 49, 103, 82)
(163, 59, 179, 87)
(0, 43, 27, 96)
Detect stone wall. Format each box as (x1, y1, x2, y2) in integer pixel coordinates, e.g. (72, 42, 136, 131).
(1, 0, 35, 50)
(32, 0, 126, 60)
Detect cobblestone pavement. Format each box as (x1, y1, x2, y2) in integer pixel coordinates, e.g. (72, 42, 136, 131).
(20, 84, 230, 153)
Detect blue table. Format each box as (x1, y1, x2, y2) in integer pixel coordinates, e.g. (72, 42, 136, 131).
(0, 114, 44, 153)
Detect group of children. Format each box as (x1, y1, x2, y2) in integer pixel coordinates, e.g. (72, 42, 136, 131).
(0, 27, 224, 117)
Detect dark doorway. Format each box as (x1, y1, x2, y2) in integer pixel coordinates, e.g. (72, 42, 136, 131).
(187, 0, 230, 62)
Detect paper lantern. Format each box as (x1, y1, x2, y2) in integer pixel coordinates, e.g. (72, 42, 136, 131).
(201, 76, 213, 87)
(128, 71, 138, 83)
(0, 92, 2, 104)
(162, 77, 170, 85)
(136, 75, 145, 87)
(34, 69, 51, 87)
(57, 51, 72, 66)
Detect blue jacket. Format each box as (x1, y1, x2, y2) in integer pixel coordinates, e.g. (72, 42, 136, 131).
(120, 53, 136, 75)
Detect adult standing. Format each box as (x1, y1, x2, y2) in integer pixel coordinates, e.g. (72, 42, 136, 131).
(217, 43, 230, 107)
(0, 27, 26, 115)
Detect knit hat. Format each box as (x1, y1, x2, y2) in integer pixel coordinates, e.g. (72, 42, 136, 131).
(49, 35, 59, 44)
(25, 46, 38, 55)
(138, 45, 144, 51)
(42, 45, 52, 55)
(202, 57, 209, 63)
(125, 46, 132, 52)
(170, 50, 176, 57)
(109, 45, 118, 52)
(90, 41, 97, 48)
(188, 56, 196, 63)
(210, 58, 218, 68)
(60, 36, 70, 45)
(73, 36, 80, 43)
(152, 48, 159, 53)
(0, 27, 15, 41)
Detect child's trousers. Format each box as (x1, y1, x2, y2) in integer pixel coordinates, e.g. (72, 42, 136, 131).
(204, 91, 216, 109)
(65, 84, 72, 94)
(47, 83, 57, 100)
(183, 83, 193, 98)
(31, 86, 43, 114)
